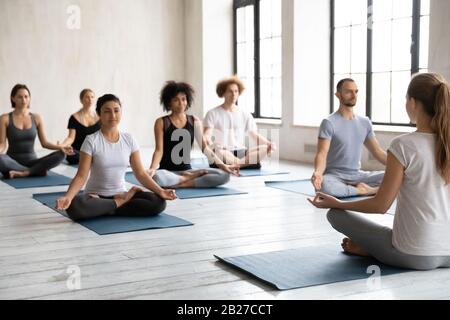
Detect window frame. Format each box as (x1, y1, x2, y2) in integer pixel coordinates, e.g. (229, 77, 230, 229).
(233, 0, 281, 120)
(330, 0, 425, 127)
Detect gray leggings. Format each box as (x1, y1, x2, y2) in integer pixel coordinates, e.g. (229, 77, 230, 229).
(153, 168, 230, 188)
(0, 151, 65, 178)
(66, 192, 166, 221)
(321, 170, 384, 198)
(327, 209, 450, 270)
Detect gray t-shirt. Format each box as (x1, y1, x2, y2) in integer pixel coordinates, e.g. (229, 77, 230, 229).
(319, 112, 375, 173)
(81, 130, 139, 197)
(389, 132, 450, 256)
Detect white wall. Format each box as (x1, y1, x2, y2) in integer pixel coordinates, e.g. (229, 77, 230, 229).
(0, 0, 185, 150)
(202, 0, 234, 115)
(184, 0, 204, 118)
(429, 0, 450, 81)
(184, 0, 234, 119)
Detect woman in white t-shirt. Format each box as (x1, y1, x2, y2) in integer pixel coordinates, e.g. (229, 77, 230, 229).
(203, 76, 276, 169)
(309, 73, 450, 270)
(56, 94, 176, 221)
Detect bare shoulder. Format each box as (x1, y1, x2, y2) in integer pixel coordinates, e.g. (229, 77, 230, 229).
(32, 112, 43, 124)
(0, 113, 8, 126)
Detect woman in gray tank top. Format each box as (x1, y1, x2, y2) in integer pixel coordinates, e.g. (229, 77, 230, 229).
(0, 84, 73, 179)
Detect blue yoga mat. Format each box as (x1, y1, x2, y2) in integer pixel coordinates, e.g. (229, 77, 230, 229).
(33, 192, 193, 235)
(215, 244, 411, 290)
(190, 157, 289, 177)
(265, 179, 397, 214)
(238, 168, 289, 177)
(265, 179, 316, 196)
(1, 171, 72, 189)
(190, 157, 210, 169)
(125, 172, 247, 199)
(175, 187, 247, 199)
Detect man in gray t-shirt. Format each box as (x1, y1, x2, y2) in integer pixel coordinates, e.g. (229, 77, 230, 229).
(311, 78, 387, 198)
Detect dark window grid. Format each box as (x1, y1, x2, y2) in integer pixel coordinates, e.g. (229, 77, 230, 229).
(331, 0, 424, 126)
(234, 0, 281, 120)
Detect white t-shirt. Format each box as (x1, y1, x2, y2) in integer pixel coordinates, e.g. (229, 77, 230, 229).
(389, 132, 450, 256)
(203, 106, 257, 150)
(81, 130, 139, 197)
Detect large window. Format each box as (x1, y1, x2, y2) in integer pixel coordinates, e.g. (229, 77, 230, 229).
(234, 0, 282, 119)
(332, 0, 430, 126)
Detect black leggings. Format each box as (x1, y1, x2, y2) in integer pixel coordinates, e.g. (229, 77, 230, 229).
(66, 191, 166, 221)
(0, 151, 65, 178)
(66, 150, 80, 165)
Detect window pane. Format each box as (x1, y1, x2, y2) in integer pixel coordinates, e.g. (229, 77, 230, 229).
(260, 38, 280, 74)
(271, 0, 282, 37)
(259, 0, 281, 119)
(260, 0, 281, 38)
(334, 27, 351, 74)
(333, 74, 351, 112)
(351, 24, 367, 73)
(335, 0, 367, 27)
(392, 0, 412, 18)
(260, 39, 272, 78)
(420, 16, 429, 69)
(349, 0, 368, 25)
(372, 20, 392, 72)
(335, 0, 353, 27)
(371, 72, 391, 123)
(237, 42, 254, 77)
(240, 77, 255, 114)
(260, 37, 281, 79)
(260, 0, 271, 39)
(421, 0, 430, 16)
(261, 78, 281, 118)
(260, 78, 271, 117)
(272, 37, 282, 77)
(236, 6, 254, 43)
(351, 73, 367, 116)
(372, 0, 393, 22)
(391, 71, 411, 123)
(236, 5, 255, 114)
(391, 17, 412, 71)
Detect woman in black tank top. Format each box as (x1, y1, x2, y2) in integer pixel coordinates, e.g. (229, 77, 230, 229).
(0, 84, 73, 179)
(60, 89, 101, 165)
(147, 81, 240, 188)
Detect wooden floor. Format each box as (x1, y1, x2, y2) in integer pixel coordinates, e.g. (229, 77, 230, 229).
(1, 152, 450, 300)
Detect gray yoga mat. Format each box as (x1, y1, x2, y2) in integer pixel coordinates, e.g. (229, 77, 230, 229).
(215, 244, 411, 290)
(125, 172, 247, 199)
(1, 171, 72, 189)
(265, 179, 397, 214)
(33, 192, 193, 235)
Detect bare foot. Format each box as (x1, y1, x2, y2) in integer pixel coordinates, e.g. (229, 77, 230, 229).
(355, 182, 378, 196)
(9, 170, 30, 179)
(341, 238, 370, 257)
(178, 170, 208, 183)
(114, 186, 142, 207)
